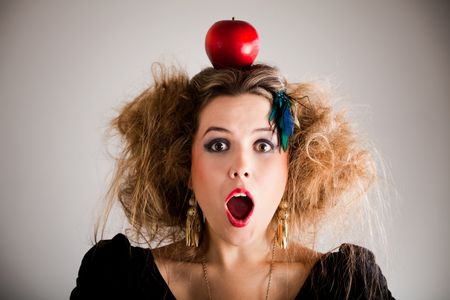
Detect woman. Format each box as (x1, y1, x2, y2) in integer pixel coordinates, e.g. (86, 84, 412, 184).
(71, 19, 394, 298)
(70, 62, 394, 299)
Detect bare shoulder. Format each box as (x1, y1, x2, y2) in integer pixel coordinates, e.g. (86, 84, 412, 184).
(269, 242, 323, 298)
(277, 241, 323, 266)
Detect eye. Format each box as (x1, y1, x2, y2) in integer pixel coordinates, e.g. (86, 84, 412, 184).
(254, 139, 275, 153)
(205, 139, 230, 152)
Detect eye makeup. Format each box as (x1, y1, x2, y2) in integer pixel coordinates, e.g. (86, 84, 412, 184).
(203, 137, 279, 153)
(204, 138, 230, 152)
(254, 139, 277, 152)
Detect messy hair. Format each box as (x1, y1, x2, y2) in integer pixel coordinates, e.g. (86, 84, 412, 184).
(98, 63, 382, 298)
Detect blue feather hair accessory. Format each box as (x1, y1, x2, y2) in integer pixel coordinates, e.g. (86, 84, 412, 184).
(269, 90, 294, 151)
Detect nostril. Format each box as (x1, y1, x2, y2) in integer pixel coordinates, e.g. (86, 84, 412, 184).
(231, 171, 250, 178)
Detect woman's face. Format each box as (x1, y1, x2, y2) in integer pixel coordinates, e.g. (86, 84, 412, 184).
(191, 93, 288, 246)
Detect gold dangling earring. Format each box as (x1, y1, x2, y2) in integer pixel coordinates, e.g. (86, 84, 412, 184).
(186, 194, 201, 247)
(277, 201, 289, 249)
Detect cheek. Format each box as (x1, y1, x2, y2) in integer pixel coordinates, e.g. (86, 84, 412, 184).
(191, 147, 227, 220)
(191, 145, 224, 194)
(191, 147, 206, 188)
(263, 153, 288, 180)
(258, 154, 289, 201)
(192, 150, 210, 181)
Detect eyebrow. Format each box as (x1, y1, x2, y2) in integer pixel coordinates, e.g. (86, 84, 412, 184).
(203, 126, 273, 137)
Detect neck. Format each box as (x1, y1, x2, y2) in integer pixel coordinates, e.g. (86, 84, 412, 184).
(203, 225, 275, 270)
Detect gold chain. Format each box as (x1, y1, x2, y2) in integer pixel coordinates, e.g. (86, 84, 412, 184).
(201, 255, 213, 300)
(201, 238, 276, 300)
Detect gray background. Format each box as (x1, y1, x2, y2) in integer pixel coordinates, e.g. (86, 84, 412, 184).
(1, 1, 449, 299)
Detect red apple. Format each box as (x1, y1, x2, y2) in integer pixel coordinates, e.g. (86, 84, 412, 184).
(205, 18, 260, 69)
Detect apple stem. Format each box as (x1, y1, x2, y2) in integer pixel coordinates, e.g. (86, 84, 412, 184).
(232, 17, 235, 21)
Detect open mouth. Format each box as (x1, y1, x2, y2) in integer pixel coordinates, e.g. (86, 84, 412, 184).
(227, 196, 253, 219)
(225, 188, 254, 227)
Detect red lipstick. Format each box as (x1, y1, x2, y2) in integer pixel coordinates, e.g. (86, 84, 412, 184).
(224, 188, 255, 228)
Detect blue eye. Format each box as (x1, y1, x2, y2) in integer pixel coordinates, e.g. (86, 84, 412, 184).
(205, 139, 229, 152)
(254, 139, 275, 153)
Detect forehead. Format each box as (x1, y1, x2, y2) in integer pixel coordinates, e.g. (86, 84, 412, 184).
(198, 94, 271, 128)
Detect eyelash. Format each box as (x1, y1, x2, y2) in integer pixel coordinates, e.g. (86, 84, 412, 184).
(204, 138, 276, 153)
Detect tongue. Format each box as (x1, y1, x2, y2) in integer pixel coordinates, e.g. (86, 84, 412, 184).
(227, 196, 253, 220)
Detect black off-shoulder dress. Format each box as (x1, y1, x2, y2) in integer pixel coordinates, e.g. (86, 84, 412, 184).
(70, 234, 394, 299)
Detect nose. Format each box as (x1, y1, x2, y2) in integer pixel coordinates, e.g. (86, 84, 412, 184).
(228, 149, 252, 179)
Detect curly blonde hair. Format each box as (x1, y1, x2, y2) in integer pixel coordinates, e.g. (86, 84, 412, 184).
(98, 63, 376, 248)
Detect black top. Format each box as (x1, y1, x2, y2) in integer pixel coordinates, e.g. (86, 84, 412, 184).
(71, 234, 394, 299)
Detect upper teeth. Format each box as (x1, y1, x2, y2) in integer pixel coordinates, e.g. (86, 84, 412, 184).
(233, 193, 247, 197)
